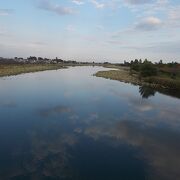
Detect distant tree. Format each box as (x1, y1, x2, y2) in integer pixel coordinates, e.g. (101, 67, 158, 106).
(44, 58, 50, 61)
(130, 59, 140, 71)
(171, 62, 178, 79)
(134, 59, 139, 64)
(28, 56, 37, 61)
(144, 59, 148, 63)
(159, 59, 163, 64)
(124, 60, 130, 66)
(140, 61, 157, 77)
(38, 57, 43, 61)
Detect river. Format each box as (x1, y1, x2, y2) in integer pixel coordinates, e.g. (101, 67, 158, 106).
(0, 66, 179, 180)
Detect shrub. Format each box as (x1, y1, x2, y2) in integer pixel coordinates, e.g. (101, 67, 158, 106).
(144, 77, 180, 90)
(140, 62, 157, 77)
(131, 64, 140, 71)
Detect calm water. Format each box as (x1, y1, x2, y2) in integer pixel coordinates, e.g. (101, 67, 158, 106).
(0, 66, 180, 180)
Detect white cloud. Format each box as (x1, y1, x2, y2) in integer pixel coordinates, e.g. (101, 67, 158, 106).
(39, 0, 76, 15)
(124, 0, 153, 5)
(135, 16, 162, 31)
(90, 0, 105, 9)
(72, 0, 85, 5)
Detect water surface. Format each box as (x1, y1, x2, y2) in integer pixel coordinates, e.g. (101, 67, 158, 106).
(0, 66, 180, 180)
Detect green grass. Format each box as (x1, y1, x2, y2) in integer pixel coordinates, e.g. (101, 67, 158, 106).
(0, 64, 66, 77)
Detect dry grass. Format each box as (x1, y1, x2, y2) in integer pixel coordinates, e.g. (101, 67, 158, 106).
(0, 64, 65, 77)
(95, 68, 141, 85)
(95, 68, 180, 90)
(144, 76, 180, 90)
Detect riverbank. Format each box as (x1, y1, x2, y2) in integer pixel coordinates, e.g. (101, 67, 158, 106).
(1, 63, 180, 93)
(0, 64, 66, 77)
(95, 68, 141, 85)
(95, 67, 180, 91)
(0, 63, 106, 77)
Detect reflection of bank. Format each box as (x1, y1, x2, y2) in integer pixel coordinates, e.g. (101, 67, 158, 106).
(139, 85, 156, 99)
(139, 85, 180, 99)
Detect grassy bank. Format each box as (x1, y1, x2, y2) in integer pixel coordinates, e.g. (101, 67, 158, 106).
(144, 76, 180, 90)
(0, 64, 66, 77)
(95, 67, 180, 91)
(95, 68, 141, 85)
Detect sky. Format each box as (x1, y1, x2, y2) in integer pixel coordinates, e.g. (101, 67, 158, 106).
(0, 0, 180, 63)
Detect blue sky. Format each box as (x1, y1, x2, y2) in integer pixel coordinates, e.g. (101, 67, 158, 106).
(0, 0, 180, 62)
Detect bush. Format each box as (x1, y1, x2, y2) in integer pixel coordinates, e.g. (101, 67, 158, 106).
(144, 77, 180, 90)
(140, 62, 157, 77)
(131, 64, 140, 71)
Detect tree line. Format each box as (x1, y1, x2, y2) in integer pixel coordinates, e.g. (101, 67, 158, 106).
(123, 59, 179, 79)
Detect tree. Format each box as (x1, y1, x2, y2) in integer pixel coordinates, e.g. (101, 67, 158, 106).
(159, 59, 163, 64)
(144, 59, 148, 63)
(38, 57, 43, 61)
(134, 59, 139, 64)
(130, 59, 140, 71)
(140, 61, 157, 77)
(28, 56, 37, 61)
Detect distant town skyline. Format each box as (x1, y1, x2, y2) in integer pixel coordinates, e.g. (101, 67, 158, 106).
(0, 0, 180, 62)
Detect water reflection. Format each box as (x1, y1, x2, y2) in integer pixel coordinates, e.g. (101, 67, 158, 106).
(0, 67, 179, 180)
(0, 121, 76, 179)
(115, 121, 180, 180)
(139, 85, 156, 99)
(38, 105, 73, 117)
(157, 88, 180, 99)
(28, 122, 76, 179)
(139, 85, 180, 99)
(84, 119, 180, 180)
(0, 100, 17, 108)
